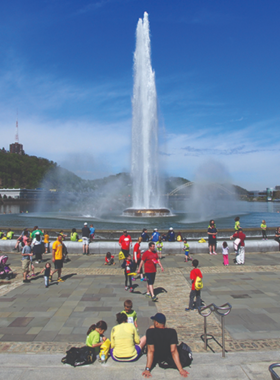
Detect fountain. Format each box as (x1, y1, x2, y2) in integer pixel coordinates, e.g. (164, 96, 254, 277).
(124, 12, 170, 217)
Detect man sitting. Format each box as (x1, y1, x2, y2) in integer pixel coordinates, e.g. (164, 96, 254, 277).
(142, 313, 189, 378)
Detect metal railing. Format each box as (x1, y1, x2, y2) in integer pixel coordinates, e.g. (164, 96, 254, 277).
(269, 364, 280, 380)
(198, 302, 232, 357)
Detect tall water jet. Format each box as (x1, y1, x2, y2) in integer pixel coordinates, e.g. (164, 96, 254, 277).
(124, 12, 170, 217)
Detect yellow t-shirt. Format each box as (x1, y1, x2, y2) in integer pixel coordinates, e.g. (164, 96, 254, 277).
(52, 240, 63, 260)
(44, 234, 49, 244)
(110, 323, 140, 360)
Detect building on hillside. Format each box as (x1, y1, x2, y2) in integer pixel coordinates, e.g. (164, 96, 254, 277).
(9, 142, 24, 155)
(0, 188, 58, 200)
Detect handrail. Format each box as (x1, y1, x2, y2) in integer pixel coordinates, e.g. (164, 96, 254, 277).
(198, 302, 232, 357)
(269, 364, 280, 380)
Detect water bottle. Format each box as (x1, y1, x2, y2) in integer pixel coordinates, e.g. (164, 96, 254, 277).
(100, 350, 105, 363)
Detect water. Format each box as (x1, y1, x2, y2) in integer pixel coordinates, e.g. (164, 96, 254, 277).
(0, 201, 280, 230)
(131, 12, 162, 209)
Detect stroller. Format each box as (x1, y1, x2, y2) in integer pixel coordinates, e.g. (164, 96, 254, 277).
(0, 255, 13, 280)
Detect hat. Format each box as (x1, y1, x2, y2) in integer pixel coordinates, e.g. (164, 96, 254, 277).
(154, 228, 158, 231)
(84, 222, 88, 225)
(151, 313, 166, 325)
(169, 227, 173, 230)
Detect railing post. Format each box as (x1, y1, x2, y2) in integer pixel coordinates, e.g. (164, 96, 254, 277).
(204, 316, 207, 350)
(221, 315, 225, 358)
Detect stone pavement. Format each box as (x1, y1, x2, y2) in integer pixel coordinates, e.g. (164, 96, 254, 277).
(1, 250, 280, 379)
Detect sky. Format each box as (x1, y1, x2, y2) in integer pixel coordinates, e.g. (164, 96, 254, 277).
(0, 0, 280, 190)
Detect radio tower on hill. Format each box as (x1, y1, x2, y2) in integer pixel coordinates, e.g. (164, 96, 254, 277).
(10, 112, 24, 154)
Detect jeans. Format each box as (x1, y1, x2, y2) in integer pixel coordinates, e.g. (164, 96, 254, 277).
(44, 276, 49, 287)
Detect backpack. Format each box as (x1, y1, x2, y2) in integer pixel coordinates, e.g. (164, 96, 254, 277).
(194, 276, 203, 291)
(61, 346, 96, 367)
(158, 342, 193, 369)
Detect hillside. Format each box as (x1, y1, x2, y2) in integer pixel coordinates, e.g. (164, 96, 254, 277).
(0, 151, 56, 189)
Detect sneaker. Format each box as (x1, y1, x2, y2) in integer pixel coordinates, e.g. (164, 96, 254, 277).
(35, 261, 39, 264)
(23, 279, 30, 283)
(145, 293, 151, 298)
(141, 278, 147, 281)
(209, 252, 213, 255)
(49, 276, 52, 281)
(152, 296, 158, 302)
(125, 286, 129, 290)
(185, 308, 193, 311)
(45, 285, 48, 288)
(213, 252, 217, 255)
(57, 278, 64, 282)
(129, 288, 133, 293)
(131, 277, 136, 281)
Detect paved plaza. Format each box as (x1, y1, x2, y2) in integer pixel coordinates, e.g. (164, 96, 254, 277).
(1, 249, 280, 379)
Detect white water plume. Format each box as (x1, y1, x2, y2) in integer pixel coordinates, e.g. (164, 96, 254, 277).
(131, 12, 162, 209)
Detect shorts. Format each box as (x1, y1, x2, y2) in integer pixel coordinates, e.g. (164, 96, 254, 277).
(146, 272, 156, 285)
(82, 237, 89, 246)
(22, 259, 30, 272)
(110, 345, 142, 362)
(54, 260, 63, 269)
(44, 243, 49, 248)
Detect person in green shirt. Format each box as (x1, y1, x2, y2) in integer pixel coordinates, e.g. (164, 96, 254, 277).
(6, 229, 14, 239)
(122, 299, 138, 328)
(70, 228, 79, 241)
(85, 320, 108, 357)
(234, 217, 240, 231)
(156, 236, 163, 259)
(261, 220, 267, 240)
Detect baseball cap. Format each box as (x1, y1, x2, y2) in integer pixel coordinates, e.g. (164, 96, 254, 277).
(84, 222, 88, 225)
(169, 227, 173, 230)
(151, 313, 166, 324)
(154, 228, 158, 231)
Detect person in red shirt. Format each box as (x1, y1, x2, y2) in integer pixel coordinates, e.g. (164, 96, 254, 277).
(230, 227, 246, 265)
(133, 237, 146, 282)
(137, 242, 164, 302)
(119, 230, 132, 258)
(185, 259, 203, 311)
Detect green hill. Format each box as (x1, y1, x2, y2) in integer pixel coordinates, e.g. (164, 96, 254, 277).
(0, 151, 56, 189)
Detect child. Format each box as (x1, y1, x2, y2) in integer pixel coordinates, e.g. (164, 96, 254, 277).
(234, 217, 240, 232)
(104, 252, 115, 265)
(185, 259, 203, 311)
(40, 262, 51, 288)
(44, 231, 49, 254)
(22, 239, 32, 283)
(156, 236, 163, 259)
(261, 220, 267, 240)
(122, 299, 138, 328)
(183, 238, 192, 262)
(85, 320, 108, 358)
(222, 241, 229, 266)
(121, 254, 133, 292)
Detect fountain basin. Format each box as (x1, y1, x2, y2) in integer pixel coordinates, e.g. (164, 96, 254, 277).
(123, 208, 171, 217)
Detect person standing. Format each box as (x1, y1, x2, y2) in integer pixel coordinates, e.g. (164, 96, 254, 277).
(261, 220, 267, 240)
(51, 234, 64, 282)
(119, 230, 132, 258)
(185, 259, 203, 311)
(207, 220, 217, 255)
(82, 222, 90, 255)
(133, 237, 145, 281)
(230, 228, 246, 265)
(22, 239, 32, 283)
(137, 242, 164, 302)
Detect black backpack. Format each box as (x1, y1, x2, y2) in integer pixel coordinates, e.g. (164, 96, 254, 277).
(61, 346, 96, 367)
(158, 342, 193, 369)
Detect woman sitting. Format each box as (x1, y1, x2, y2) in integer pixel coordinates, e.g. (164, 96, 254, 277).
(86, 320, 108, 358)
(110, 312, 146, 362)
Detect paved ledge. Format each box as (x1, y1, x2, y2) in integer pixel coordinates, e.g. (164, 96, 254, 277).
(1, 239, 279, 254)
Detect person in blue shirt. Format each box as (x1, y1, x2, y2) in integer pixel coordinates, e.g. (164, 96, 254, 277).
(151, 228, 160, 242)
(90, 224, 95, 241)
(141, 228, 150, 242)
(166, 227, 176, 242)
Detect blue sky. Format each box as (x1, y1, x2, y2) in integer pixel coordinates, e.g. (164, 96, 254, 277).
(0, 0, 280, 190)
